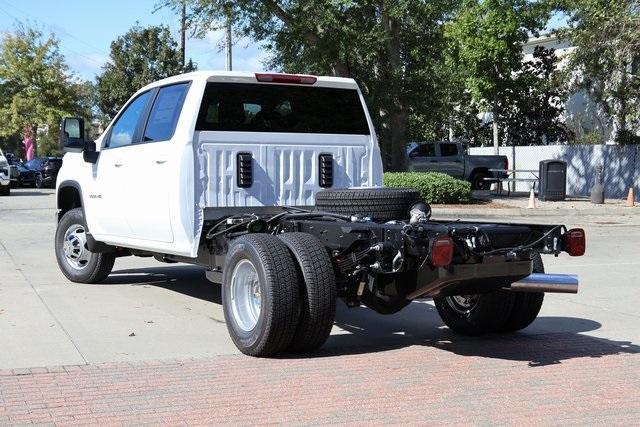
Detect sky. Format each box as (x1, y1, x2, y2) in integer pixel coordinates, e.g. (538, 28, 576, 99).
(0, 0, 269, 81)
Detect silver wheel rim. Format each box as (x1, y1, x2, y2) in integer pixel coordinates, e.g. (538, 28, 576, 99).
(230, 259, 262, 331)
(62, 223, 90, 270)
(445, 294, 479, 315)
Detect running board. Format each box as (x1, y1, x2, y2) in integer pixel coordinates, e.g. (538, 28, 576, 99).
(508, 273, 579, 294)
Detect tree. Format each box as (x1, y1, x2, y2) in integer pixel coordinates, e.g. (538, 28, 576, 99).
(559, 0, 640, 144)
(445, 0, 547, 152)
(501, 46, 570, 146)
(96, 24, 196, 118)
(163, 0, 456, 171)
(0, 25, 80, 157)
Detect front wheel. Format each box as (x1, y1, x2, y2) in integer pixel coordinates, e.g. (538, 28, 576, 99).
(55, 208, 115, 283)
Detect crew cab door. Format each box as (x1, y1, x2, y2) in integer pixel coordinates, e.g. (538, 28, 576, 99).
(407, 143, 438, 172)
(88, 90, 154, 238)
(120, 82, 190, 243)
(436, 142, 465, 178)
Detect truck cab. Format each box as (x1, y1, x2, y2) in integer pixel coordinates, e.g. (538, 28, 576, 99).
(57, 72, 383, 258)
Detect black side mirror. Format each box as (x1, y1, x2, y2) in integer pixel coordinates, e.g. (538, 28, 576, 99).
(59, 117, 86, 152)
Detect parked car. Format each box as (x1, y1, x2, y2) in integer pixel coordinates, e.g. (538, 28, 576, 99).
(54, 71, 585, 357)
(407, 141, 508, 190)
(16, 158, 42, 187)
(0, 149, 10, 196)
(35, 157, 62, 188)
(17, 157, 62, 188)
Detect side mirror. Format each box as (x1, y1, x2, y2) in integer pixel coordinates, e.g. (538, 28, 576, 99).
(59, 117, 86, 152)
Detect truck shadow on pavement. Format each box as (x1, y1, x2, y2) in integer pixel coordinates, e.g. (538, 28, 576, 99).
(328, 301, 640, 366)
(105, 265, 639, 367)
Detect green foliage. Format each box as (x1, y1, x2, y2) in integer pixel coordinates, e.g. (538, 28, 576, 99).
(567, 131, 603, 145)
(384, 172, 471, 204)
(444, 0, 549, 147)
(500, 46, 570, 145)
(96, 24, 195, 118)
(0, 24, 83, 156)
(559, 0, 640, 143)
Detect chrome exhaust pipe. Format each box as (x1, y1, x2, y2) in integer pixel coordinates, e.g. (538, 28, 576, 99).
(509, 273, 579, 294)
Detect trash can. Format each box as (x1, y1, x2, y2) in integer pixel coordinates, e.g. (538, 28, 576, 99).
(538, 160, 567, 201)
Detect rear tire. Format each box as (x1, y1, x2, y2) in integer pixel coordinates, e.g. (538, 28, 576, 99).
(315, 188, 422, 222)
(434, 290, 515, 335)
(500, 253, 545, 332)
(0, 185, 9, 196)
(222, 234, 300, 356)
(279, 233, 336, 353)
(35, 173, 44, 189)
(470, 170, 490, 190)
(55, 208, 115, 283)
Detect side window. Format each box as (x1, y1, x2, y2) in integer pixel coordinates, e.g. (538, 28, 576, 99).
(440, 143, 459, 157)
(143, 83, 190, 142)
(410, 144, 436, 158)
(107, 91, 152, 149)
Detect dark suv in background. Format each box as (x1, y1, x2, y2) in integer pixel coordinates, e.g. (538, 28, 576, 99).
(18, 157, 62, 188)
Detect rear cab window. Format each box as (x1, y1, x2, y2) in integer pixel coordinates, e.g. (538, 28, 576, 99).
(196, 83, 370, 135)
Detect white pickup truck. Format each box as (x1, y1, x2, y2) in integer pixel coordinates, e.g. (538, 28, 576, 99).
(55, 71, 585, 356)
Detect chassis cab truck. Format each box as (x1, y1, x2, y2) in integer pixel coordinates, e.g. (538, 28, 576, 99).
(55, 71, 585, 356)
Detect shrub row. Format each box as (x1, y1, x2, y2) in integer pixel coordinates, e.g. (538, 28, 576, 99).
(383, 172, 471, 204)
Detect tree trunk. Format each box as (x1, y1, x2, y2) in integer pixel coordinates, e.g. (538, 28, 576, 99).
(380, 1, 407, 172)
(390, 110, 408, 172)
(492, 101, 499, 155)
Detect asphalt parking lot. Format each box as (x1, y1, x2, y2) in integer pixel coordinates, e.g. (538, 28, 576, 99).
(1, 188, 639, 424)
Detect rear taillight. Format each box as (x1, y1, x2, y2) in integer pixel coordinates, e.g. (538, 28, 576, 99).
(431, 236, 454, 267)
(565, 228, 586, 256)
(255, 73, 317, 85)
(504, 157, 509, 170)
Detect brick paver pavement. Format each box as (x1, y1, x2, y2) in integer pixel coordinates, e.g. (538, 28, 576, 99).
(1, 332, 639, 425)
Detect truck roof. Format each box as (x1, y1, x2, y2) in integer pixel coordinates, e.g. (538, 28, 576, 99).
(138, 71, 360, 93)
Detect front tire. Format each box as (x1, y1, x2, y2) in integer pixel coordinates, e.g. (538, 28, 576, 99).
(434, 290, 515, 335)
(222, 234, 300, 356)
(55, 208, 115, 283)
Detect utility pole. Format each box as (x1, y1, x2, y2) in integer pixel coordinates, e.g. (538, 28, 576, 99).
(180, 0, 186, 68)
(225, 14, 232, 71)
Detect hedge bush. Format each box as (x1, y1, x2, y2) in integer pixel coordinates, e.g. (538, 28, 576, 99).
(383, 172, 471, 204)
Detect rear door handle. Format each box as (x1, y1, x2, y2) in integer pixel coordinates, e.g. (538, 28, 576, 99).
(114, 162, 123, 167)
(155, 159, 167, 164)
(430, 160, 438, 163)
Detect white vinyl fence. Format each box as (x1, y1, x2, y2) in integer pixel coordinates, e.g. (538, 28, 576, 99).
(469, 144, 639, 199)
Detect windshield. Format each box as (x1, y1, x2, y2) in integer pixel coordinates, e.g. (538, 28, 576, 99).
(196, 83, 370, 135)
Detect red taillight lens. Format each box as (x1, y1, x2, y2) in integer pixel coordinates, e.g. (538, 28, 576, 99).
(255, 73, 317, 85)
(565, 228, 586, 256)
(431, 236, 454, 267)
(504, 157, 509, 170)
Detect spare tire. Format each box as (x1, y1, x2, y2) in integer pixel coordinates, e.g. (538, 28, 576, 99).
(315, 188, 422, 222)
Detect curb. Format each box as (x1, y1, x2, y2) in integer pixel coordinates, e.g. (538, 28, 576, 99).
(431, 207, 639, 217)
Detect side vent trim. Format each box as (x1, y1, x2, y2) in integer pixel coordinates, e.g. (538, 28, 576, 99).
(319, 153, 333, 188)
(237, 152, 253, 188)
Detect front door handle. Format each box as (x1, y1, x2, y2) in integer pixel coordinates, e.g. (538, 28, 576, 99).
(114, 162, 123, 167)
(155, 159, 167, 164)
(430, 160, 438, 163)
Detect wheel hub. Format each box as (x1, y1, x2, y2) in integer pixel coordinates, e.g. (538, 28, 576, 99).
(230, 259, 262, 331)
(445, 294, 479, 315)
(62, 224, 90, 270)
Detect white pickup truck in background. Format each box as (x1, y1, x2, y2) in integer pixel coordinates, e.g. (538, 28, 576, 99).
(55, 71, 584, 357)
(0, 149, 11, 196)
